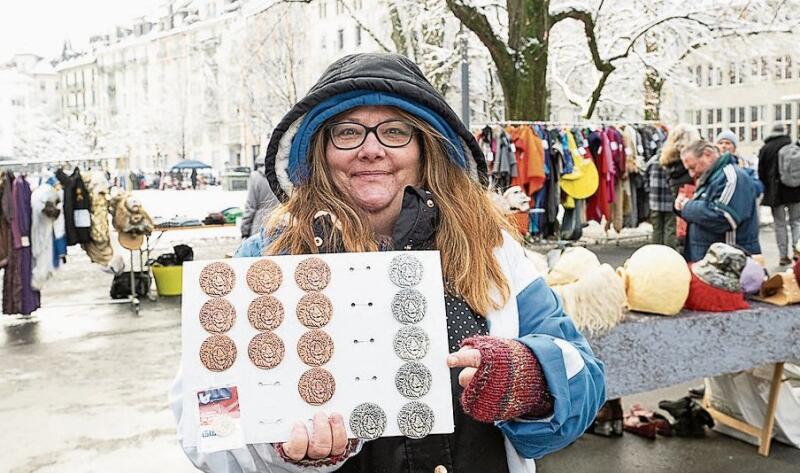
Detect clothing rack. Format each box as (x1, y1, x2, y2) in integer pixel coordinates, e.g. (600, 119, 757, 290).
(476, 120, 665, 129)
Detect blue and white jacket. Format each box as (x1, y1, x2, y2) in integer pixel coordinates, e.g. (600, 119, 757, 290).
(678, 153, 761, 262)
(171, 218, 605, 473)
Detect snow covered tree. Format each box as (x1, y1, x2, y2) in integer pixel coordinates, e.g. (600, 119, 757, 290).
(447, 0, 800, 120)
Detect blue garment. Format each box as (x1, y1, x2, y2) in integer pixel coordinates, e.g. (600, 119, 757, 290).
(288, 90, 465, 184)
(679, 153, 761, 262)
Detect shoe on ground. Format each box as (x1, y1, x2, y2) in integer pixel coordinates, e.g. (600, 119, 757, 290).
(780, 257, 793, 266)
(688, 385, 705, 399)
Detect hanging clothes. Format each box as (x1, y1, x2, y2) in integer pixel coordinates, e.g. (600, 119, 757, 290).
(50, 175, 68, 267)
(80, 171, 113, 265)
(57, 167, 92, 246)
(4, 175, 40, 315)
(31, 180, 61, 290)
(2, 171, 22, 314)
(493, 130, 517, 190)
(509, 125, 546, 195)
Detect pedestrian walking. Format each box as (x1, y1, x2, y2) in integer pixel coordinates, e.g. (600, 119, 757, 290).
(675, 139, 761, 262)
(190, 168, 198, 190)
(171, 52, 605, 473)
(239, 155, 279, 239)
(757, 124, 800, 266)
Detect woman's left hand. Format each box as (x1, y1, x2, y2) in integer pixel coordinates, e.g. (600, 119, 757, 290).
(447, 348, 482, 387)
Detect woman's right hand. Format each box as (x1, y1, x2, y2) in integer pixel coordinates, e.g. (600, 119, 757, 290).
(280, 412, 349, 461)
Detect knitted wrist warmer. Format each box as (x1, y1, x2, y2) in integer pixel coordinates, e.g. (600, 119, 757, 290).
(459, 335, 553, 423)
(273, 439, 360, 467)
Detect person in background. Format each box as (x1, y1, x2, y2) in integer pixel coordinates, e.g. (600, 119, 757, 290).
(645, 150, 677, 248)
(659, 124, 700, 200)
(239, 154, 279, 239)
(715, 129, 764, 198)
(675, 139, 761, 262)
(757, 124, 800, 266)
(190, 168, 198, 190)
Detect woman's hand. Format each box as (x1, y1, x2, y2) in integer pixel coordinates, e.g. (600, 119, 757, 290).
(447, 348, 482, 388)
(280, 412, 348, 461)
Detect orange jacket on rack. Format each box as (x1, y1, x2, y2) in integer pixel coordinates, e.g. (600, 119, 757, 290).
(509, 126, 546, 195)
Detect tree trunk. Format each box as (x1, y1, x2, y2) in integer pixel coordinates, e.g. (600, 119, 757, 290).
(643, 36, 662, 121)
(497, 50, 548, 120)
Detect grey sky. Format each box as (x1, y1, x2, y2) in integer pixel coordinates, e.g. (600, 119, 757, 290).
(1, 0, 163, 62)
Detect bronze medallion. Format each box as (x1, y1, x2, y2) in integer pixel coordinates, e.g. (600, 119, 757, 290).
(294, 257, 331, 291)
(247, 295, 285, 331)
(296, 292, 333, 328)
(248, 331, 285, 369)
(298, 367, 336, 405)
(199, 298, 236, 334)
(199, 262, 236, 297)
(297, 329, 334, 366)
(246, 259, 283, 294)
(199, 334, 237, 372)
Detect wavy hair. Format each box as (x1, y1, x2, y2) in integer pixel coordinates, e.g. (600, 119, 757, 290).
(264, 108, 514, 315)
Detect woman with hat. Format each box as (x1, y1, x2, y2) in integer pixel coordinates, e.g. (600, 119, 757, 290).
(172, 53, 605, 473)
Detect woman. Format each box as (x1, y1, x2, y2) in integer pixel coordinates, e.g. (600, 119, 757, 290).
(172, 53, 605, 473)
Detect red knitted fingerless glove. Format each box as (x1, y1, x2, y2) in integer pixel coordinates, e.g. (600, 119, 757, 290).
(459, 335, 553, 423)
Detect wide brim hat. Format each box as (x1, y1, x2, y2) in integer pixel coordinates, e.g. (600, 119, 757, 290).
(560, 158, 599, 199)
(263, 53, 487, 202)
(118, 232, 144, 251)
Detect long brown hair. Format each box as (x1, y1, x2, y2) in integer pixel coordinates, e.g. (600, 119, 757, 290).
(264, 108, 514, 314)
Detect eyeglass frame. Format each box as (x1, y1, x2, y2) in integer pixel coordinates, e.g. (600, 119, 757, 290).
(325, 119, 419, 150)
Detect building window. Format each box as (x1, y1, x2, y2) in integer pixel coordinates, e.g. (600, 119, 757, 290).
(786, 56, 794, 79)
(707, 64, 713, 87)
(761, 57, 769, 78)
(337, 29, 344, 50)
(707, 128, 714, 141)
(252, 145, 260, 162)
(336, 0, 343, 14)
(695, 110, 702, 125)
(318, 0, 326, 18)
(355, 25, 362, 47)
(706, 109, 714, 124)
(775, 104, 783, 121)
(695, 65, 702, 87)
(728, 63, 736, 84)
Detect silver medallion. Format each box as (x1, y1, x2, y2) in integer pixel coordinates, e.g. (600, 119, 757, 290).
(393, 326, 430, 361)
(349, 402, 387, 440)
(397, 401, 435, 439)
(395, 362, 432, 399)
(388, 254, 424, 287)
(391, 288, 427, 324)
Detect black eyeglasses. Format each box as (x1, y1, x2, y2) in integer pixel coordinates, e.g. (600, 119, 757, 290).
(326, 120, 417, 150)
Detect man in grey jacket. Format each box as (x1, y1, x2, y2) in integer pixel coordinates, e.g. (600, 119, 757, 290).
(240, 156, 279, 239)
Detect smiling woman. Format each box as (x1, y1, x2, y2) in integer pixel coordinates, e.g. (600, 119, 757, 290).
(171, 52, 605, 473)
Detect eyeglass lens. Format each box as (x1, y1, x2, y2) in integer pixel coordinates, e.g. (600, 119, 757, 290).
(329, 120, 414, 149)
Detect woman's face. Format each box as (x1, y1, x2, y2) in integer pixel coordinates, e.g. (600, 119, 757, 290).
(324, 106, 421, 214)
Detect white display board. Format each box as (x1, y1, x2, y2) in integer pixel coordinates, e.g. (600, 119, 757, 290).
(179, 251, 454, 452)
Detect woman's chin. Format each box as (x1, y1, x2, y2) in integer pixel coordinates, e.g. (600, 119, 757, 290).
(352, 192, 395, 213)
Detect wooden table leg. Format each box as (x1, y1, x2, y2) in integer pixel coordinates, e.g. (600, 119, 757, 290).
(758, 362, 785, 457)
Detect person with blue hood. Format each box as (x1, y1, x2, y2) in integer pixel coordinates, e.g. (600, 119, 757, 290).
(170, 53, 605, 473)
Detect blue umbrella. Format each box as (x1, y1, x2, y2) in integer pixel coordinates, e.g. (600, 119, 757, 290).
(170, 159, 212, 171)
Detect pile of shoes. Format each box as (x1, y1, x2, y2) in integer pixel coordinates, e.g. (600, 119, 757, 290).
(587, 397, 714, 440)
(658, 396, 715, 438)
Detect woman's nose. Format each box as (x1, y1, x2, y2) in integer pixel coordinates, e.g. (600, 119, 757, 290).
(357, 131, 386, 159)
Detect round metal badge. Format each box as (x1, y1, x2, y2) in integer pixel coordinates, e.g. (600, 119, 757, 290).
(199, 334, 237, 372)
(295, 257, 331, 291)
(296, 292, 333, 328)
(248, 331, 285, 369)
(298, 368, 336, 405)
(297, 329, 334, 366)
(349, 402, 387, 440)
(395, 362, 433, 399)
(247, 295, 285, 331)
(397, 401, 435, 439)
(246, 259, 283, 294)
(393, 326, 430, 361)
(388, 254, 424, 288)
(199, 262, 235, 297)
(391, 288, 427, 324)
(199, 298, 236, 334)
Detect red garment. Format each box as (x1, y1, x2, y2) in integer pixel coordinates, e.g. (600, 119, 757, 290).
(586, 130, 612, 223)
(684, 268, 748, 312)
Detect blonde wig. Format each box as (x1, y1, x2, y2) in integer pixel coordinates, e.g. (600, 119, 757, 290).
(659, 123, 701, 167)
(264, 108, 514, 315)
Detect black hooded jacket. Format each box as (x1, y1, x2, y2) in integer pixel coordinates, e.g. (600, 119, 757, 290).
(758, 134, 800, 206)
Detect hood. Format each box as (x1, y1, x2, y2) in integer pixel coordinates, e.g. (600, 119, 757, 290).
(263, 53, 486, 202)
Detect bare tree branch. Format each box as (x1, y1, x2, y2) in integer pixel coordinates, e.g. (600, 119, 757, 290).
(445, 0, 512, 74)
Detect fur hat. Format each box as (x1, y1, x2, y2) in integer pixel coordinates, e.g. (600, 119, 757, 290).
(659, 123, 701, 167)
(553, 264, 626, 334)
(618, 245, 691, 316)
(545, 247, 601, 286)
